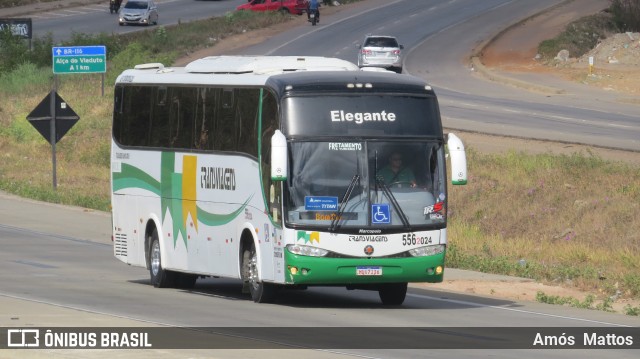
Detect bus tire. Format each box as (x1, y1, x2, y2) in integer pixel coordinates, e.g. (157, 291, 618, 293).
(378, 282, 407, 305)
(149, 229, 177, 288)
(242, 242, 276, 303)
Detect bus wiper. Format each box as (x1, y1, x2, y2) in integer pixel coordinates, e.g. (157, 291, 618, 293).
(330, 174, 360, 232)
(376, 176, 411, 230)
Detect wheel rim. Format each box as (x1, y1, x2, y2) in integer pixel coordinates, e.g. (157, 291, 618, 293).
(151, 241, 160, 276)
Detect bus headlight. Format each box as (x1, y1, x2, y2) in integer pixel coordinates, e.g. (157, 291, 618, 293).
(409, 244, 445, 257)
(286, 244, 329, 257)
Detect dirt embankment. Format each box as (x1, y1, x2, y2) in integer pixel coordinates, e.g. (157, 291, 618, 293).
(481, 0, 640, 96)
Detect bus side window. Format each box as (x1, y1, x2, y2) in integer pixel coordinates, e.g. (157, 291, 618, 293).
(236, 89, 259, 157)
(120, 86, 152, 147)
(215, 88, 238, 151)
(194, 87, 215, 151)
(201, 88, 219, 151)
(169, 95, 180, 147)
(114, 86, 124, 115)
(169, 87, 196, 150)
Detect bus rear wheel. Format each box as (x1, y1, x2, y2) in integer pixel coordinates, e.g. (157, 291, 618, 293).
(378, 282, 408, 305)
(149, 230, 178, 288)
(242, 242, 276, 303)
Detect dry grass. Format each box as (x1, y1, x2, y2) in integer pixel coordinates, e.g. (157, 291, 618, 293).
(447, 148, 640, 299)
(0, 74, 112, 209)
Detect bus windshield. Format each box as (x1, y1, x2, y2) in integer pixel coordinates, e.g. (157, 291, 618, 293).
(284, 140, 446, 231)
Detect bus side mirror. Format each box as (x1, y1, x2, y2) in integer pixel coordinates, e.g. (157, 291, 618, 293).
(271, 130, 288, 181)
(447, 133, 467, 185)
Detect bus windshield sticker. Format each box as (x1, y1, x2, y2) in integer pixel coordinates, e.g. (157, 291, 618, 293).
(305, 196, 338, 211)
(371, 204, 390, 224)
(423, 201, 444, 215)
(328, 143, 362, 151)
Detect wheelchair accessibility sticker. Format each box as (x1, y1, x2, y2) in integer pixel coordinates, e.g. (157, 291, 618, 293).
(371, 204, 390, 224)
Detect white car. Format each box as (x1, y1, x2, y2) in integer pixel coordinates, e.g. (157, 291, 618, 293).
(119, 0, 159, 26)
(357, 35, 404, 73)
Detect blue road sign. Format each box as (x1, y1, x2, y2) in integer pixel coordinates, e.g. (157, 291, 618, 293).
(52, 45, 106, 74)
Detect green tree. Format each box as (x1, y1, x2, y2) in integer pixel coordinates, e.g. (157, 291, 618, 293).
(610, 0, 640, 31)
(0, 28, 30, 73)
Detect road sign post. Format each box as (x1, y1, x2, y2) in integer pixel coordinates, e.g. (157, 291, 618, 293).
(27, 91, 80, 190)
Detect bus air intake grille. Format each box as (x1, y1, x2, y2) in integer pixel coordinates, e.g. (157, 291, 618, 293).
(114, 233, 128, 257)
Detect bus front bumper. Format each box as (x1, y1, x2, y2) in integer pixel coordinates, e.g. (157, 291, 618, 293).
(284, 251, 445, 285)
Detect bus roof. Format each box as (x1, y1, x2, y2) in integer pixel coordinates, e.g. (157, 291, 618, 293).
(267, 70, 434, 97)
(115, 56, 360, 86)
(186, 56, 359, 73)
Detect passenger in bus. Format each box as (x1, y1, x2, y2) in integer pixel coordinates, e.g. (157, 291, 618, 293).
(377, 152, 416, 188)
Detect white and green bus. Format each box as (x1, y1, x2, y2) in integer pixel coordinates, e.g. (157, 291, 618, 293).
(111, 56, 467, 305)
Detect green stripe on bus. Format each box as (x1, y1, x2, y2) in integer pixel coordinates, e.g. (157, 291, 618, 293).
(112, 163, 161, 194)
(197, 194, 254, 227)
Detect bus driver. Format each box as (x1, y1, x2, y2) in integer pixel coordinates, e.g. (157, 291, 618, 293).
(377, 152, 416, 188)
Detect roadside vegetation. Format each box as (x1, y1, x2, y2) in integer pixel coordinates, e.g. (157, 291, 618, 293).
(535, 291, 640, 316)
(446, 149, 640, 313)
(1, 0, 639, 313)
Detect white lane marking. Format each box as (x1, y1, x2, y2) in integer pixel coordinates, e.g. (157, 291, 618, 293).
(439, 100, 638, 130)
(502, 108, 521, 113)
(407, 293, 633, 327)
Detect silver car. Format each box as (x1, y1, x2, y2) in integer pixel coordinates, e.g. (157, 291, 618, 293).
(357, 35, 404, 73)
(119, 0, 159, 26)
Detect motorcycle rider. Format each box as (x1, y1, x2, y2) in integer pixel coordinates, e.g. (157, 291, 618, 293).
(307, 0, 319, 23)
(109, 0, 122, 13)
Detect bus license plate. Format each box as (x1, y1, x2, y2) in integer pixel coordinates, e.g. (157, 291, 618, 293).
(356, 266, 382, 276)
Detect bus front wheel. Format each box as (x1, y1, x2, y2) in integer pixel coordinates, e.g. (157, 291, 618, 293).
(242, 242, 276, 303)
(378, 282, 408, 305)
(149, 230, 177, 288)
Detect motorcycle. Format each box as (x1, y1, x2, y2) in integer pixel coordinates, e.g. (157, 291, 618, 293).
(308, 8, 319, 26)
(109, 0, 122, 14)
